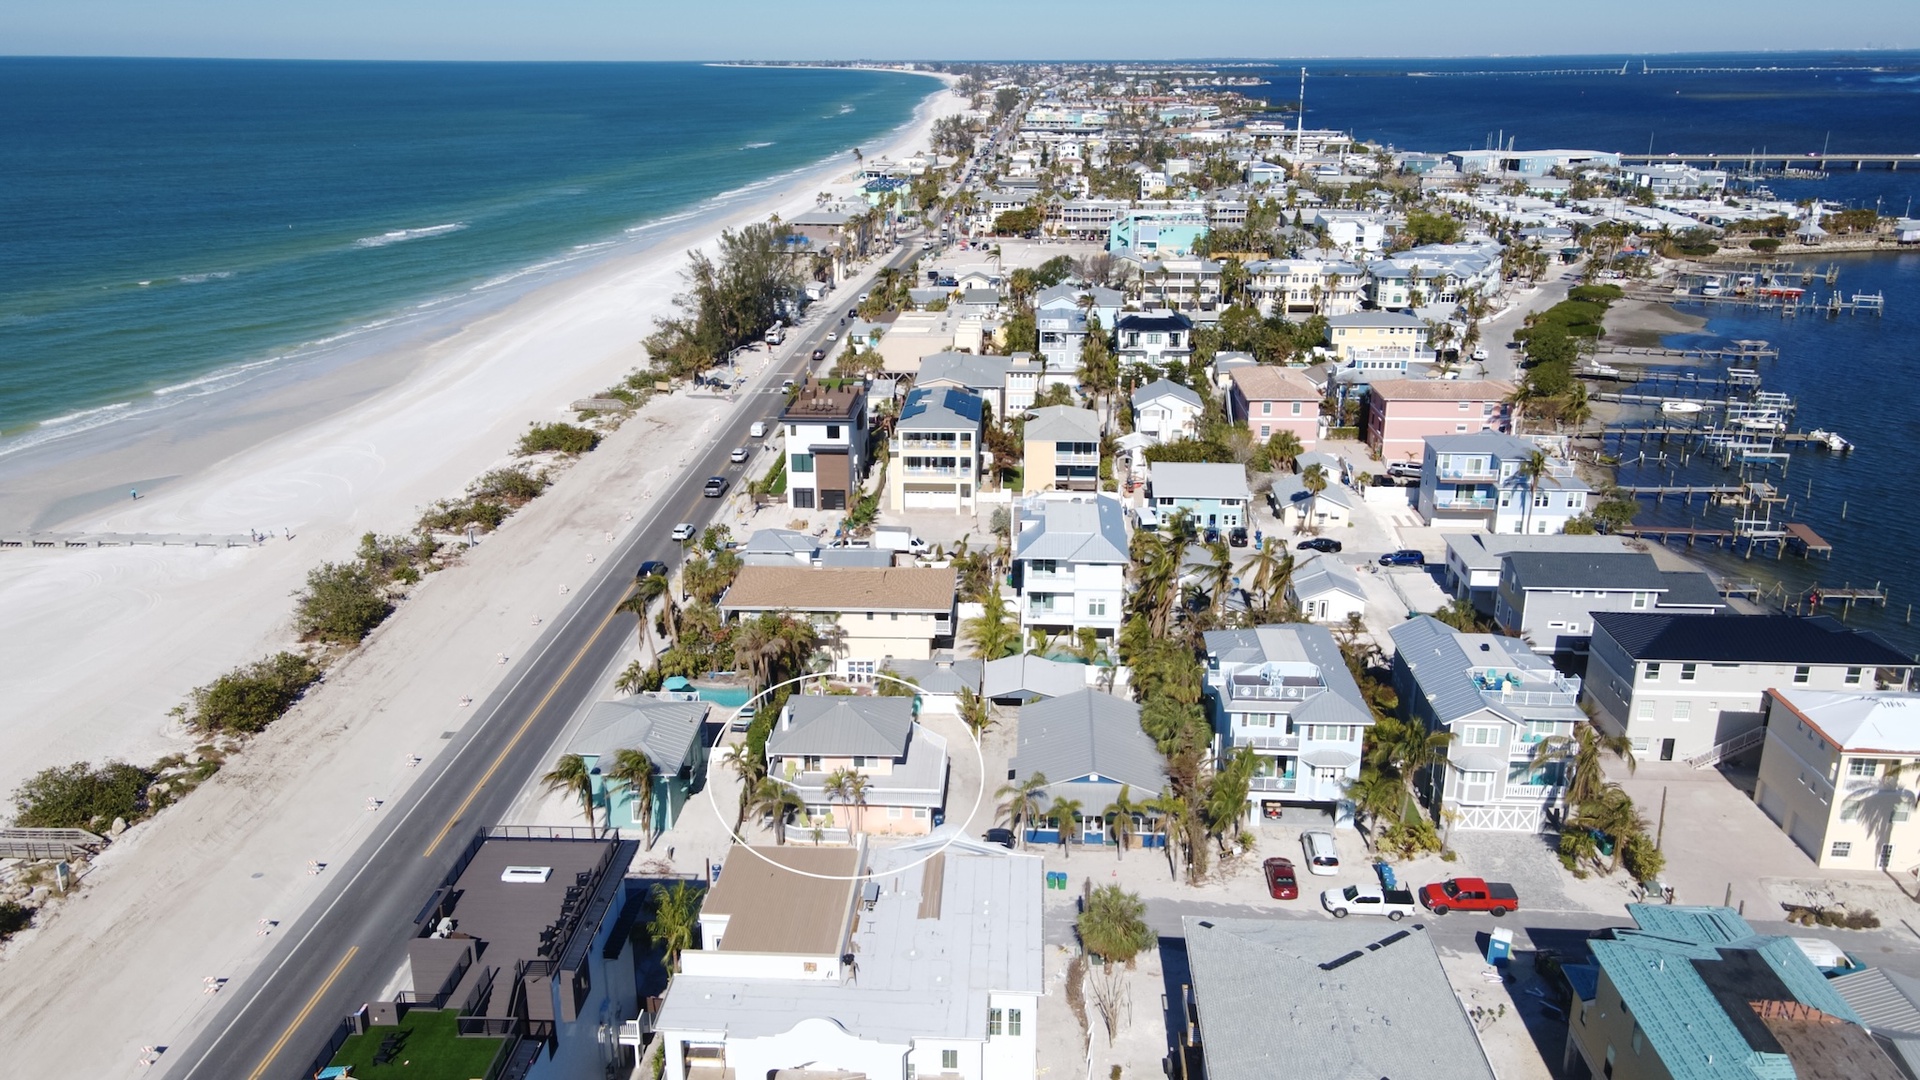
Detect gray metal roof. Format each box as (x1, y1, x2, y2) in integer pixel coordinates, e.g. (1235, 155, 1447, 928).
(1833, 967, 1920, 1037)
(767, 696, 914, 758)
(1656, 570, 1729, 611)
(1183, 916, 1497, 1080)
(1013, 494, 1129, 565)
(879, 656, 984, 696)
(568, 696, 710, 774)
(918, 352, 1012, 390)
(1288, 555, 1365, 602)
(1023, 405, 1100, 442)
(1327, 309, 1427, 329)
(1389, 616, 1585, 726)
(1151, 462, 1252, 502)
(982, 654, 1089, 702)
(1010, 689, 1166, 796)
(739, 528, 817, 557)
(1131, 378, 1203, 411)
(1444, 532, 1634, 575)
(1503, 551, 1668, 593)
(1203, 625, 1376, 728)
(898, 385, 983, 430)
(1422, 431, 1538, 458)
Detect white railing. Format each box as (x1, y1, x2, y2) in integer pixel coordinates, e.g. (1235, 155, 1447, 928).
(1685, 726, 1766, 770)
(1234, 732, 1300, 750)
(1478, 687, 1580, 709)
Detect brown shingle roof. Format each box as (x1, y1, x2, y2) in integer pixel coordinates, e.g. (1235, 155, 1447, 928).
(1229, 365, 1321, 401)
(719, 565, 957, 614)
(703, 846, 860, 955)
(1367, 378, 1515, 402)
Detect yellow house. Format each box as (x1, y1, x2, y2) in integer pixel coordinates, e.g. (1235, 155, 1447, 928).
(1755, 688, 1920, 870)
(718, 565, 957, 684)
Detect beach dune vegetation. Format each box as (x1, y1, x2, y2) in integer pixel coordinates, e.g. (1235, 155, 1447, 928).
(178, 651, 324, 734)
(10, 760, 155, 829)
(644, 221, 804, 378)
(517, 422, 600, 456)
(295, 560, 393, 643)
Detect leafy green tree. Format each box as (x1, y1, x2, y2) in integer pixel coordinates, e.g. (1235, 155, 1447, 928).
(516, 422, 601, 456)
(295, 561, 391, 644)
(10, 761, 154, 829)
(180, 652, 324, 734)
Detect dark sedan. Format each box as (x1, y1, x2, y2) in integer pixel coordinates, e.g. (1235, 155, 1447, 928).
(1379, 549, 1427, 567)
(1296, 538, 1343, 553)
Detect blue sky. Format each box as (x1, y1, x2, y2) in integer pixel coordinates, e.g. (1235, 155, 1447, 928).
(3, 1, 1914, 60)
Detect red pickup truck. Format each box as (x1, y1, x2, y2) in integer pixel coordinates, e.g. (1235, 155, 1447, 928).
(1419, 877, 1519, 916)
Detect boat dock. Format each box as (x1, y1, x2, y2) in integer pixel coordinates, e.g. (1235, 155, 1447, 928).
(1618, 525, 1736, 548)
(1805, 584, 1889, 609)
(1615, 484, 1745, 502)
(1784, 523, 1834, 558)
(1590, 342, 1780, 363)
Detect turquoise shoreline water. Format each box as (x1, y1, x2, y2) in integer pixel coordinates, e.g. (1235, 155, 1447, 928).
(0, 59, 929, 451)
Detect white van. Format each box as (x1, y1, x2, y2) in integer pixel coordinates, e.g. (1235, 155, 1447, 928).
(1302, 830, 1340, 876)
(750, 421, 768, 439)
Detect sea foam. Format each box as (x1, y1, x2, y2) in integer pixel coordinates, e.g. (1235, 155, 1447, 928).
(354, 222, 468, 249)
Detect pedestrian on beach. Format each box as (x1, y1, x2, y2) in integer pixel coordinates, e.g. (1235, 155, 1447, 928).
(130, 489, 138, 500)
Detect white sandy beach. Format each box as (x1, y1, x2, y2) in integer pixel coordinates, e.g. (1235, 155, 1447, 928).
(0, 74, 965, 1079)
(0, 75, 962, 809)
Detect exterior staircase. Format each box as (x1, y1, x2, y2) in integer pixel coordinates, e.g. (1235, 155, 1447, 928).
(1684, 726, 1766, 770)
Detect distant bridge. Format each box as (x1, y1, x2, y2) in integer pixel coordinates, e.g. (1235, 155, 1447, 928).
(1618, 153, 1920, 171)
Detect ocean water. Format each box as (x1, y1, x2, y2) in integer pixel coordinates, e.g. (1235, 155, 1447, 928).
(1241, 51, 1920, 656)
(0, 59, 928, 452)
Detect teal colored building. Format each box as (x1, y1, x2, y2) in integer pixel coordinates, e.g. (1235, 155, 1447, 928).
(1107, 208, 1208, 257)
(568, 696, 711, 840)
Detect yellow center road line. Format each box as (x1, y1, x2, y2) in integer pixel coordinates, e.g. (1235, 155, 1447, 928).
(422, 598, 626, 858)
(247, 946, 357, 1080)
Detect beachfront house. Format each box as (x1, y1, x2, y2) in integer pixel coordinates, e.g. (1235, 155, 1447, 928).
(766, 696, 949, 843)
(1390, 616, 1585, 832)
(1417, 432, 1590, 534)
(655, 842, 1042, 1080)
(717, 566, 957, 685)
(782, 379, 869, 512)
(1326, 311, 1427, 362)
(1754, 688, 1920, 870)
(916, 352, 1012, 417)
(1203, 625, 1377, 820)
(1493, 551, 1726, 655)
(1130, 379, 1204, 445)
(567, 695, 712, 839)
(1147, 461, 1252, 532)
(1007, 689, 1168, 849)
(1010, 491, 1129, 641)
(888, 386, 983, 513)
(1442, 533, 1642, 616)
(1114, 311, 1195, 381)
(1583, 612, 1917, 765)
(1020, 406, 1102, 494)
(1227, 366, 1322, 448)
(1363, 378, 1515, 467)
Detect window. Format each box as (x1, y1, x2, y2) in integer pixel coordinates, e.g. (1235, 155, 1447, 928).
(1632, 591, 1650, 610)
(1088, 597, 1107, 617)
(1009, 1008, 1022, 1036)
(913, 807, 929, 819)
(1636, 699, 1655, 721)
(1831, 841, 1852, 859)
(1850, 759, 1879, 778)
(888, 806, 903, 819)
(1462, 725, 1501, 746)
(1534, 492, 1550, 507)
(826, 424, 841, 439)
(845, 659, 877, 683)
(989, 1008, 1003, 1036)
(1645, 663, 1661, 682)
(1793, 665, 1811, 685)
(792, 487, 815, 509)
(1846, 666, 1865, 686)
(1258, 424, 1270, 438)
(1458, 400, 1471, 411)
(1673, 701, 1691, 722)
(1261, 401, 1272, 415)
(1031, 559, 1057, 576)
(942, 1050, 959, 1070)
(792, 453, 815, 474)
(1680, 663, 1697, 683)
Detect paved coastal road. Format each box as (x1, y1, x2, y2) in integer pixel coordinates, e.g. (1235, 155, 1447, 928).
(167, 245, 921, 1080)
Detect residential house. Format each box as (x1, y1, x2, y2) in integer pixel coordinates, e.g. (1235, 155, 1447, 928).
(1130, 379, 1204, 445)
(766, 696, 948, 843)
(1755, 689, 1920, 870)
(1494, 551, 1726, 655)
(1418, 432, 1590, 534)
(1207, 350, 1258, 392)
(1326, 310, 1429, 362)
(1133, 257, 1223, 311)
(1203, 625, 1378, 816)
(889, 386, 983, 513)
(738, 528, 895, 569)
(1363, 378, 1516, 466)
(1583, 612, 1916, 763)
(1268, 470, 1355, 532)
(1007, 689, 1168, 848)
(1442, 533, 1641, 615)
(1034, 283, 1123, 372)
(656, 841, 1042, 1080)
(1147, 461, 1252, 531)
(568, 695, 711, 838)
(916, 352, 1011, 417)
(1227, 366, 1322, 448)
(1002, 351, 1076, 414)
(1566, 905, 1895, 1080)
(1286, 556, 1367, 624)
(1244, 258, 1366, 318)
(1011, 492, 1129, 640)
(1183, 917, 1497, 1080)
(1114, 311, 1195, 380)
(1311, 210, 1389, 255)
(983, 654, 1093, 705)
(718, 566, 957, 684)
(782, 379, 869, 511)
(877, 654, 983, 716)
(1020, 406, 1102, 494)
(1390, 616, 1585, 832)
(327, 833, 637, 1080)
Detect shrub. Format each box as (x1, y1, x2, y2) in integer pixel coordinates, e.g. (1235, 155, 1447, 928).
(0, 900, 32, 942)
(1621, 832, 1666, 883)
(420, 498, 510, 533)
(11, 761, 154, 829)
(296, 561, 393, 643)
(1749, 237, 1781, 253)
(184, 652, 324, 734)
(517, 422, 600, 456)
(469, 466, 550, 503)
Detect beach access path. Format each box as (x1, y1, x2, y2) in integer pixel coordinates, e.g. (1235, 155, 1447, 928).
(0, 80, 963, 1080)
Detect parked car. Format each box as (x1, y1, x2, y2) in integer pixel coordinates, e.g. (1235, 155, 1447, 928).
(1228, 527, 1249, 548)
(1296, 537, 1342, 553)
(1263, 857, 1299, 900)
(1379, 549, 1426, 567)
(1302, 830, 1340, 876)
(781, 379, 796, 393)
(1203, 526, 1221, 545)
(730, 447, 750, 464)
(1419, 877, 1520, 916)
(984, 828, 1016, 849)
(703, 476, 729, 497)
(1471, 347, 1489, 362)
(635, 559, 669, 580)
(1385, 460, 1422, 480)
(1321, 885, 1419, 920)
(670, 523, 697, 542)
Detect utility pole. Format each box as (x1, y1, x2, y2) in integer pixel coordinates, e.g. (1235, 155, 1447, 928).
(1655, 785, 1667, 849)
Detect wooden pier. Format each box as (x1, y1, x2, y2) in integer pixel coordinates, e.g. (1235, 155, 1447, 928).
(1590, 343, 1780, 363)
(1616, 484, 1744, 501)
(1806, 584, 1888, 609)
(1784, 523, 1833, 558)
(1618, 525, 1736, 548)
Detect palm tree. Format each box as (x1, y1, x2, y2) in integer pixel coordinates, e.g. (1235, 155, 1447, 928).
(1103, 786, 1139, 859)
(1244, 540, 1295, 613)
(1077, 884, 1155, 1042)
(1532, 721, 1637, 810)
(732, 616, 781, 691)
(995, 772, 1050, 849)
(719, 744, 765, 832)
(748, 777, 805, 845)
(604, 748, 658, 847)
(1203, 539, 1235, 617)
(1142, 792, 1188, 882)
(964, 584, 1021, 660)
(1518, 450, 1550, 536)
(541, 754, 598, 831)
(648, 881, 702, 972)
(1365, 716, 1454, 807)
(824, 767, 870, 836)
(956, 685, 995, 738)
(619, 575, 669, 658)
(1431, 598, 1484, 633)
(613, 659, 651, 696)
(1267, 430, 1304, 472)
(1573, 784, 1644, 874)
(1344, 768, 1407, 852)
(1049, 797, 1084, 857)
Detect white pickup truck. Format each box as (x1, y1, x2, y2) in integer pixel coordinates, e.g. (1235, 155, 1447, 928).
(1321, 884, 1419, 921)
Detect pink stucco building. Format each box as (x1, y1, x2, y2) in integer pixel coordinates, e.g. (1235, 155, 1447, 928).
(1364, 378, 1516, 465)
(1227, 366, 1323, 450)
